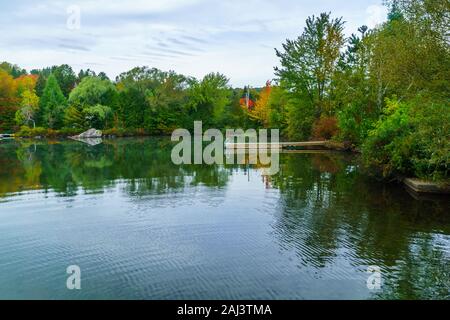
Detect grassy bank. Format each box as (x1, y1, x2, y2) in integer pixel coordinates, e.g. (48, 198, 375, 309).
(13, 126, 152, 138)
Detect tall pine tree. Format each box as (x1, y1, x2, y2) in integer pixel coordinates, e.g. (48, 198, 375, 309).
(38, 74, 67, 129)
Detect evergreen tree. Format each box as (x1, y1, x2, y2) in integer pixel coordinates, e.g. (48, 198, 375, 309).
(386, 0, 403, 22)
(39, 74, 67, 129)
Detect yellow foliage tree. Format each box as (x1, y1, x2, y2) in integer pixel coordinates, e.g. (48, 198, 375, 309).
(248, 81, 271, 127)
(15, 74, 38, 96)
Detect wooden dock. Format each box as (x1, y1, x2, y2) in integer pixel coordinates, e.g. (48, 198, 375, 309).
(0, 133, 14, 139)
(404, 178, 450, 194)
(225, 141, 329, 150)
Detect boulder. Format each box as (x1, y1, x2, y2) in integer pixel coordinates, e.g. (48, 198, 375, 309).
(73, 128, 102, 138)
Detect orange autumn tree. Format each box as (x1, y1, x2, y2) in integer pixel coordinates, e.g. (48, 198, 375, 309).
(15, 74, 38, 96)
(0, 73, 39, 131)
(248, 80, 271, 127)
(0, 70, 19, 132)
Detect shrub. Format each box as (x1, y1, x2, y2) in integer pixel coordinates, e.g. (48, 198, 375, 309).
(15, 125, 32, 137)
(337, 103, 378, 144)
(45, 128, 58, 138)
(312, 116, 339, 140)
(103, 127, 119, 136)
(362, 97, 449, 181)
(59, 127, 83, 136)
(103, 127, 147, 137)
(15, 126, 82, 138)
(16, 126, 48, 137)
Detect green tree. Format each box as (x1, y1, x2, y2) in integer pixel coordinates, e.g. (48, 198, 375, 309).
(221, 88, 250, 129)
(275, 12, 345, 118)
(275, 13, 345, 139)
(69, 76, 117, 108)
(39, 74, 67, 129)
(97, 72, 110, 81)
(0, 61, 27, 78)
(187, 72, 231, 129)
(116, 67, 165, 129)
(335, 26, 379, 143)
(83, 104, 113, 129)
(66, 76, 118, 129)
(285, 94, 315, 140)
(33, 72, 49, 97)
(267, 85, 289, 132)
(78, 69, 97, 83)
(15, 90, 39, 128)
(51, 64, 77, 98)
(31, 67, 52, 97)
(116, 67, 189, 133)
(117, 85, 147, 129)
(369, 0, 449, 107)
(145, 71, 189, 134)
(64, 106, 84, 129)
(31, 65, 76, 98)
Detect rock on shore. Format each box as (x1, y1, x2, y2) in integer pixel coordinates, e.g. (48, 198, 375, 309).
(72, 128, 102, 138)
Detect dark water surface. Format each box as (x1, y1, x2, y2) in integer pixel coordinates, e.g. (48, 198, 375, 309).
(0, 138, 448, 299)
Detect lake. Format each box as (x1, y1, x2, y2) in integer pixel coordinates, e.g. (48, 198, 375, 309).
(0, 137, 448, 299)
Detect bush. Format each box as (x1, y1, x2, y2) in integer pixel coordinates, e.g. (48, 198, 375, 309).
(312, 116, 339, 140)
(103, 127, 125, 137)
(15, 126, 82, 138)
(337, 103, 378, 144)
(103, 127, 147, 137)
(16, 126, 47, 137)
(45, 128, 59, 138)
(15, 125, 32, 137)
(59, 127, 83, 136)
(362, 97, 449, 181)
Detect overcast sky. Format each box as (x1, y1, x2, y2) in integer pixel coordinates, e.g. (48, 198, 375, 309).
(0, 0, 387, 86)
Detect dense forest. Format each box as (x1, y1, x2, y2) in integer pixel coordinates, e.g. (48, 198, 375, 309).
(0, 0, 448, 181)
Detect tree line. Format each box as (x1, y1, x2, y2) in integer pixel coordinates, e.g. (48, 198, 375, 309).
(0, 0, 448, 181)
(0, 64, 247, 135)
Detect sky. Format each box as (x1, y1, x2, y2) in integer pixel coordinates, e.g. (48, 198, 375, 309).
(0, 0, 387, 87)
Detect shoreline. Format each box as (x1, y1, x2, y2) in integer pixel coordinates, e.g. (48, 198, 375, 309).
(2, 134, 448, 195)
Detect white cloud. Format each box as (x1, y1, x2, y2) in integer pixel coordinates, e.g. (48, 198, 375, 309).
(16, 0, 203, 16)
(1, 0, 388, 87)
(78, 0, 203, 15)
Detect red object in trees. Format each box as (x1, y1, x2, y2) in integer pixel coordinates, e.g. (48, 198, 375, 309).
(240, 97, 255, 110)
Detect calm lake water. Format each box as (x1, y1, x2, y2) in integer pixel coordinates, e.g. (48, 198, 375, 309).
(0, 137, 448, 300)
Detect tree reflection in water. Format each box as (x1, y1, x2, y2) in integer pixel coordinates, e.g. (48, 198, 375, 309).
(0, 138, 448, 299)
(269, 153, 449, 299)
